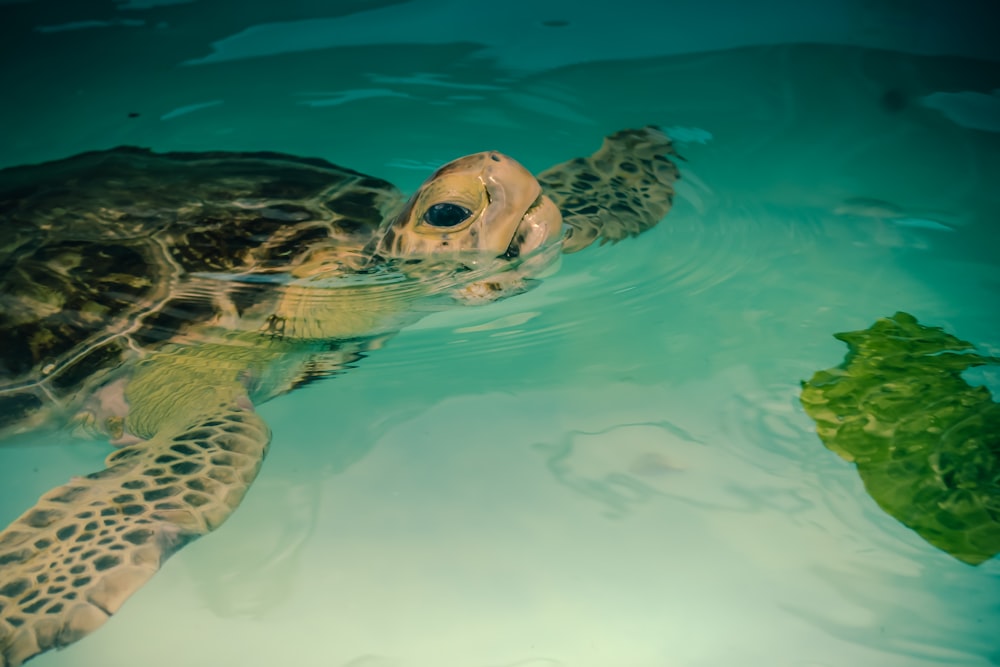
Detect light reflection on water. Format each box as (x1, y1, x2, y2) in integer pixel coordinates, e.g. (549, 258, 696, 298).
(1, 11, 999, 667)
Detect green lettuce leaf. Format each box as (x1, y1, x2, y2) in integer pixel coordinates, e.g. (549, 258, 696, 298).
(800, 312, 1000, 565)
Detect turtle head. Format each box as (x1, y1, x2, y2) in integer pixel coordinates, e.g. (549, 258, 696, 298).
(376, 151, 563, 266)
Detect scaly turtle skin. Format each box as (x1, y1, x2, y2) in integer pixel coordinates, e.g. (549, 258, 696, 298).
(0, 127, 678, 666)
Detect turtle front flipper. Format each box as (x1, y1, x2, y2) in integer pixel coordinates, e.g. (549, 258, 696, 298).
(538, 126, 680, 253)
(0, 380, 269, 666)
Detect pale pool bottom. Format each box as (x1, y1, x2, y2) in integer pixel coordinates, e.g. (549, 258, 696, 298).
(6, 327, 996, 666)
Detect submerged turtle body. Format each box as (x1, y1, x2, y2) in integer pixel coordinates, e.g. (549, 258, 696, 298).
(0, 148, 404, 438)
(0, 127, 679, 666)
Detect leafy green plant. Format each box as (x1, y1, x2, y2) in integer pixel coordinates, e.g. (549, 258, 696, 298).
(801, 312, 1000, 565)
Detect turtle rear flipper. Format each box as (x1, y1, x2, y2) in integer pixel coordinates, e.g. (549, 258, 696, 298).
(0, 402, 269, 666)
(538, 126, 680, 253)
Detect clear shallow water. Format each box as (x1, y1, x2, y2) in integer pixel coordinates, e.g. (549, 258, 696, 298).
(1, 1, 1000, 666)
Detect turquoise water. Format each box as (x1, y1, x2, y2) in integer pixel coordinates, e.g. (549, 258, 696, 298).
(2, 1, 1000, 666)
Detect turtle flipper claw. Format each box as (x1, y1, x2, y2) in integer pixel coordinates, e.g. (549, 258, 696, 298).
(538, 126, 680, 253)
(0, 405, 269, 666)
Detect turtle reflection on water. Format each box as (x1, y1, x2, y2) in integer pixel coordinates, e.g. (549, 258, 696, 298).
(0, 127, 679, 666)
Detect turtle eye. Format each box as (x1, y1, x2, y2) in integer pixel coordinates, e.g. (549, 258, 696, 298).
(423, 202, 472, 228)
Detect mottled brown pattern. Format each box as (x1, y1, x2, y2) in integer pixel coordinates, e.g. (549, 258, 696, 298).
(538, 126, 679, 253)
(0, 400, 268, 667)
(0, 147, 404, 426)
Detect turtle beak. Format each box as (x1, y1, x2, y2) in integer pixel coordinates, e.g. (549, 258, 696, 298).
(480, 152, 562, 259)
(500, 194, 562, 260)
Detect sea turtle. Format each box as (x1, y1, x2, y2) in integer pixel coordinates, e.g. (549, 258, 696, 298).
(0, 127, 679, 666)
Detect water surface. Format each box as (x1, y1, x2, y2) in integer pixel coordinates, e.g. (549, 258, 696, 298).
(1, 2, 999, 666)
